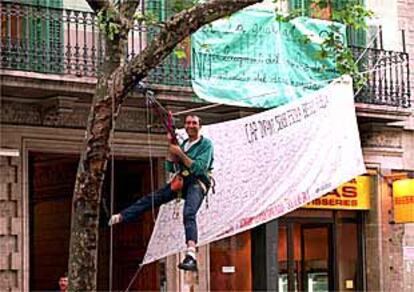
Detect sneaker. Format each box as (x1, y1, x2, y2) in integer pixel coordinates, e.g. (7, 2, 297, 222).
(178, 255, 198, 272)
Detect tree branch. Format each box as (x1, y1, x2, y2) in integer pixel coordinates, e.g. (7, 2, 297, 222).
(113, 0, 263, 106)
(85, 0, 109, 12)
(119, 0, 141, 20)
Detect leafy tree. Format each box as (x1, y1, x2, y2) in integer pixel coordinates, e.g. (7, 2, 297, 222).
(68, 1, 263, 291)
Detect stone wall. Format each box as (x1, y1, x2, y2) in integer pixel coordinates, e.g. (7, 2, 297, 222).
(360, 122, 409, 292)
(379, 171, 404, 292)
(0, 155, 22, 292)
(398, 0, 414, 97)
(398, 1, 414, 292)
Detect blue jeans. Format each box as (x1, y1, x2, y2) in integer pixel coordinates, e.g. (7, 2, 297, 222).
(120, 181, 205, 243)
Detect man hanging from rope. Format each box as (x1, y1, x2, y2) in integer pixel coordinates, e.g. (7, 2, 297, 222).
(108, 114, 214, 272)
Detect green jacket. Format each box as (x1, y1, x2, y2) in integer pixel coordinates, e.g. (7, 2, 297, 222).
(165, 136, 214, 181)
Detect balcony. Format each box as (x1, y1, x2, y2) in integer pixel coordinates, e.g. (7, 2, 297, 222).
(0, 1, 191, 87)
(353, 46, 411, 109)
(0, 1, 411, 109)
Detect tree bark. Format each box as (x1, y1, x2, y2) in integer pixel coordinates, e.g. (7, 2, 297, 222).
(68, 1, 262, 291)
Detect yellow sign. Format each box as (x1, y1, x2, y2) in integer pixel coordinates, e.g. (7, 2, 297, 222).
(393, 178, 414, 223)
(304, 176, 371, 210)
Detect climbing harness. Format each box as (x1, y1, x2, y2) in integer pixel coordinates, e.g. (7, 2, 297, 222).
(145, 91, 158, 223)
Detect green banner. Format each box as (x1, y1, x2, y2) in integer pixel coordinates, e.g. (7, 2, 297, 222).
(191, 5, 346, 108)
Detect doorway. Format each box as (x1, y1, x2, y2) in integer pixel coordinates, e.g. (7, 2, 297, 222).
(29, 152, 162, 291)
(278, 223, 332, 291)
(278, 210, 364, 291)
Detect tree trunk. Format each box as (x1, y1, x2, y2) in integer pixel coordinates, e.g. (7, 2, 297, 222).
(67, 1, 262, 291)
(67, 26, 125, 292)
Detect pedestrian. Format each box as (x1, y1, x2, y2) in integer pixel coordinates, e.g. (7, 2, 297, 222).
(109, 114, 214, 272)
(57, 273, 68, 292)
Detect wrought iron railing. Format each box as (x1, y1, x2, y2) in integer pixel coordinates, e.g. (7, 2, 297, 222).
(0, 1, 411, 108)
(352, 46, 411, 108)
(0, 1, 191, 86)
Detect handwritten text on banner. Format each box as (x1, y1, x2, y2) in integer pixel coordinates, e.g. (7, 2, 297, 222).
(191, 4, 346, 108)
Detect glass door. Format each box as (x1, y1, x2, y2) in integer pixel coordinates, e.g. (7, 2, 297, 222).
(278, 223, 333, 292)
(301, 225, 331, 292)
(278, 210, 364, 291)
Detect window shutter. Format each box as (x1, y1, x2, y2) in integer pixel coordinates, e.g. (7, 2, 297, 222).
(146, 0, 165, 22)
(25, 0, 63, 72)
(146, 0, 191, 86)
(26, 0, 42, 70)
(47, 0, 63, 72)
(332, 0, 367, 47)
(288, 0, 312, 16)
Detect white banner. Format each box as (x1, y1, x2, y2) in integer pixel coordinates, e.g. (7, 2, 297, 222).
(142, 76, 365, 265)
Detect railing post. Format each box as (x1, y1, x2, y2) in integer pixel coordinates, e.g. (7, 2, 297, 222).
(379, 25, 383, 50)
(74, 10, 80, 76)
(91, 12, 97, 76)
(6, 3, 12, 68)
(401, 29, 406, 53)
(406, 53, 411, 108)
(82, 11, 88, 75)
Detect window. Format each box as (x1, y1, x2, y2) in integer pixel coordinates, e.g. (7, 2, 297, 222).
(1, 0, 64, 72)
(145, 0, 191, 86)
(288, 0, 367, 47)
(28, 0, 64, 72)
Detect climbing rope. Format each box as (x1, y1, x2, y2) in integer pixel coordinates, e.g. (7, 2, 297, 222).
(124, 264, 144, 292)
(107, 77, 124, 291)
(109, 90, 116, 292)
(145, 90, 157, 223)
(121, 84, 184, 291)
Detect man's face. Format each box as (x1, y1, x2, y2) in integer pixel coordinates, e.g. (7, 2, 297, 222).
(59, 277, 68, 291)
(184, 116, 201, 139)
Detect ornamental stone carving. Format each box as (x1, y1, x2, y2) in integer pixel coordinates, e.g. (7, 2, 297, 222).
(360, 123, 403, 149)
(1, 98, 152, 133)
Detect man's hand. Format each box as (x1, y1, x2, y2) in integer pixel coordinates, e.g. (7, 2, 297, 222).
(108, 214, 123, 226)
(167, 132, 175, 144)
(169, 144, 183, 157)
(169, 144, 194, 168)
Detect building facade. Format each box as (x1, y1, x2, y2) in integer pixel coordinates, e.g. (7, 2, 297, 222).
(0, 0, 413, 291)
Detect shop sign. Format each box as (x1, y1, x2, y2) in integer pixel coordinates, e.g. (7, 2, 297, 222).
(393, 178, 414, 223)
(304, 176, 371, 210)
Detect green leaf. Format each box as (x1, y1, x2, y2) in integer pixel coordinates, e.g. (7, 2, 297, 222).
(174, 49, 187, 59)
(200, 43, 210, 51)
